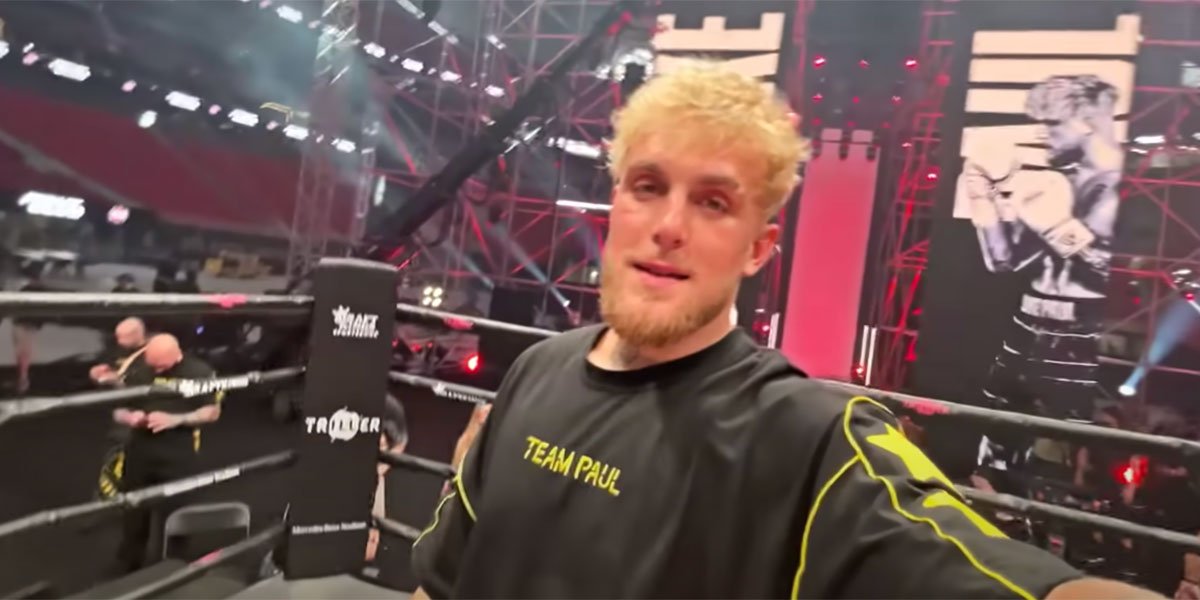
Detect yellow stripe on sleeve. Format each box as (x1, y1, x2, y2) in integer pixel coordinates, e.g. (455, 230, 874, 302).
(841, 396, 1035, 600)
(791, 455, 860, 598)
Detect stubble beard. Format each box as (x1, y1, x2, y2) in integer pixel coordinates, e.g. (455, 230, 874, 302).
(598, 257, 731, 349)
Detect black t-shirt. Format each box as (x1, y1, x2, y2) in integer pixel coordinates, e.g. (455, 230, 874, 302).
(412, 326, 1082, 599)
(126, 355, 221, 457)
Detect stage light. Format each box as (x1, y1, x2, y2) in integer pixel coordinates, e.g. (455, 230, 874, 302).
(812, 55, 827, 69)
(166, 91, 201, 111)
(333, 138, 356, 153)
(925, 168, 939, 182)
(439, 70, 462, 83)
(892, 95, 902, 105)
(363, 42, 386, 59)
(266, 121, 278, 131)
(283, 124, 309, 140)
(228, 108, 259, 127)
(851, 96, 860, 104)
(811, 93, 823, 103)
(122, 80, 137, 92)
(47, 58, 91, 81)
(22, 52, 39, 66)
(206, 104, 220, 116)
(1118, 383, 1136, 397)
(106, 205, 130, 226)
(421, 285, 445, 308)
(904, 57, 918, 70)
(276, 4, 303, 22)
(1115, 457, 1147, 487)
(1186, 291, 1197, 302)
(463, 353, 481, 373)
(0, 41, 8, 60)
(556, 199, 611, 212)
(859, 59, 869, 69)
(401, 58, 424, 73)
(811, 117, 822, 127)
(138, 110, 158, 128)
(22, 43, 34, 54)
(484, 85, 504, 98)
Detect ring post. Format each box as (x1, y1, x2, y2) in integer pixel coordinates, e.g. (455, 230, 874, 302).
(284, 258, 396, 579)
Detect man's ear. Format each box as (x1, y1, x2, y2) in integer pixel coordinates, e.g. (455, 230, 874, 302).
(743, 223, 780, 277)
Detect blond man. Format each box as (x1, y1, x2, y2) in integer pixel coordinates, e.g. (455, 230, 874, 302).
(411, 60, 1154, 599)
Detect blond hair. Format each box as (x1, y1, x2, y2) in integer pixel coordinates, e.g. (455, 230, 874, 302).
(607, 58, 810, 216)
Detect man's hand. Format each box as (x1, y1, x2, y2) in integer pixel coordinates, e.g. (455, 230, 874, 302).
(90, 364, 117, 384)
(114, 408, 146, 427)
(146, 411, 184, 433)
(1012, 170, 1096, 258)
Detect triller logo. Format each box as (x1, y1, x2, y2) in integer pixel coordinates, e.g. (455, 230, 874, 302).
(305, 407, 381, 442)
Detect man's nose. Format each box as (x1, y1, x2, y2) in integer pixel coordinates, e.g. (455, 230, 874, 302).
(651, 195, 687, 251)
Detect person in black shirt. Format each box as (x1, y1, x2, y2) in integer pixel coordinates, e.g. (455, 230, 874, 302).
(112, 334, 222, 573)
(112, 273, 140, 293)
(410, 60, 1155, 599)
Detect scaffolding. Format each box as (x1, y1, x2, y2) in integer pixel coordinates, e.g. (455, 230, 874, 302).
(864, 0, 958, 390)
(1102, 0, 1200, 402)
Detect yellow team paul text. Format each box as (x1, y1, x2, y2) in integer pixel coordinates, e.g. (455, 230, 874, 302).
(523, 435, 622, 497)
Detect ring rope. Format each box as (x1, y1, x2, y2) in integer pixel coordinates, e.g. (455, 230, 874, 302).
(0, 292, 312, 318)
(960, 486, 1200, 554)
(0, 450, 295, 539)
(388, 371, 496, 405)
(373, 515, 422, 543)
(395, 303, 557, 339)
(111, 522, 286, 600)
(824, 380, 1200, 469)
(378, 449, 456, 479)
(0, 367, 305, 425)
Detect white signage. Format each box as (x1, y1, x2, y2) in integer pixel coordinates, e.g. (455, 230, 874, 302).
(653, 11, 787, 92)
(18, 191, 85, 220)
(331, 305, 380, 339)
(305, 407, 380, 442)
(290, 521, 368, 535)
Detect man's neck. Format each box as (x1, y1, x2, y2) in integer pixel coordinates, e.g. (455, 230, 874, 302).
(589, 315, 734, 371)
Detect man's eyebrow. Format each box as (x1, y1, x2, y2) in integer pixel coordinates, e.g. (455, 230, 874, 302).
(626, 161, 664, 176)
(696, 175, 741, 190)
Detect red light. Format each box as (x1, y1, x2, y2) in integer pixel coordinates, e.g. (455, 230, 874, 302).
(926, 168, 940, 182)
(904, 57, 918, 70)
(901, 141, 913, 149)
(1115, 457, 1148, 487)
(812, 117, 822, 126)
(1132, 296, 1142, 305)
(858, 59, 870, 69)
(463, 353, 482, 373)
(1186, 292, 1196, 302)
(854, 364, 866, 376)
(812, 93, 824, 103)
(882, 122, 892, 129)
(851, 96, 860, 104)
(846, 121, 857, 129)
(759, 323, 771, 333)
(813, 56, 827, 69)
(891, 95, 903, 105)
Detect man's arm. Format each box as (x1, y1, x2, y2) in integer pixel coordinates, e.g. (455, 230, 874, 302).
(795, 395, 1159, 599)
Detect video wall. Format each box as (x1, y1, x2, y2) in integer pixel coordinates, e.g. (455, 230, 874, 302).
(913, 1, 1139, 471)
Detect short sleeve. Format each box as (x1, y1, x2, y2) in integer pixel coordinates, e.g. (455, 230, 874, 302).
(411, 416, 488, 599)
(794, 397, 1082, 599)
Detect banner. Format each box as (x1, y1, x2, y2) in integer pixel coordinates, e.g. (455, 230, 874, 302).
(913, 3, 1138, 475)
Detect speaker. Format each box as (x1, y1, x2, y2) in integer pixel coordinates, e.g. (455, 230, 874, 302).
(479, 287, 543, 387)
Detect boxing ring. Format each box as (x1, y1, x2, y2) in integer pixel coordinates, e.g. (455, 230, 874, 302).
(0, 257, 1198, 598)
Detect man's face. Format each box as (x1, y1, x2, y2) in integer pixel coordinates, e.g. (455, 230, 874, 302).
(600, 131, 779, 347)
(115, 327, 143, 350)
(1038, 118, 1090, 164)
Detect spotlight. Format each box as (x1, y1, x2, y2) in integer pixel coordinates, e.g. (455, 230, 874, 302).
(925, 168, 939, 182)
(812, 56, 827, 69)
(811, 93, 823, 103)
(122, 80, 137, 92)
(904, 57, 918, 70)
(106, 205, 130, 226)
(138, 110, 158, 129)
(208, 104, 221, 116)
(462, 352, 481, 373)
(1118, 383, 1136, 397)
(421, 285, 445, 308)
(891, 95, 902, 105)
(851, 96, 860, 104)
(858, 59, 869, 69)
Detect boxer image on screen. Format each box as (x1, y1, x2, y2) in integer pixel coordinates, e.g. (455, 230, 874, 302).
(961, 75, 1122, 474)
(410, 61, 1151, 599)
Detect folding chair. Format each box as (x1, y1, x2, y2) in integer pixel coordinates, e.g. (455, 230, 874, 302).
(162, 502, 251, 561)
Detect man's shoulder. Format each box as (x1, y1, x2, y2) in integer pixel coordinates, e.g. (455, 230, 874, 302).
(750, 372, 857, 436)
(176, 354, 215, 378)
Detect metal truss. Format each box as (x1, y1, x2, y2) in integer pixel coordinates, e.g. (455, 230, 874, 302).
(286, 0, 363, 282)
(863, 0, 958, 390)
(1100, 0, 1200, 393)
